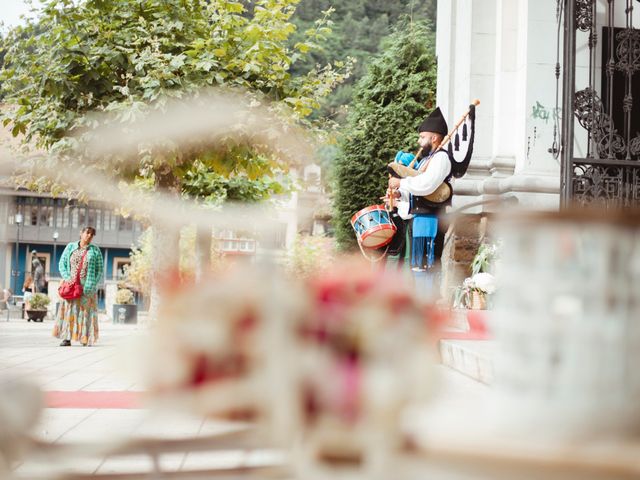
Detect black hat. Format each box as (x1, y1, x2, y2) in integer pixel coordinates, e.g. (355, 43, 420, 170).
(418, 107, 448, 136)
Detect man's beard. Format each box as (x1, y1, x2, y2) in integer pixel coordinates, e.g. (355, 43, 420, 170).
(419, 139, 433, 158)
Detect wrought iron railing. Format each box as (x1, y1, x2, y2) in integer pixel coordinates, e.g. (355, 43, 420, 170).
(560, 0, 640, 207)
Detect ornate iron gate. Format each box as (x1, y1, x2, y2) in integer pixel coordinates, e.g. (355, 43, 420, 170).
(560, 0, 640, 207)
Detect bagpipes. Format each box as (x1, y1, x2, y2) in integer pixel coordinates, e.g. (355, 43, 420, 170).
(351, 100, 479, 259)
(387, 99, 480, 207)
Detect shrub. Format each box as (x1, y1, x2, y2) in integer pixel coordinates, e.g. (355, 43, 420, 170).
(333, 20, 437, 250)
(29, 293, 50, 310)
(286, 234, 337, 278)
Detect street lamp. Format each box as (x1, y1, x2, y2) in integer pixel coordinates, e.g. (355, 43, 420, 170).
(13, 213, 23, 296)
(52, 231, 59, 277)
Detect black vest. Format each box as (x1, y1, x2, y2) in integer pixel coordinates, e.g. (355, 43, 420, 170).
(409, 153, 454, 215)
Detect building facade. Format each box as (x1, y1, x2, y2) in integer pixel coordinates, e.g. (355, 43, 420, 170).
(0, 189, 144, 308)
(437, 0, 562, 211)
(437, 0, 640, 210)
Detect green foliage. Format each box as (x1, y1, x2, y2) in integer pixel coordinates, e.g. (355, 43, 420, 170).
(290, 0, 437, 121)
(470, 242, 500, 276)
(181, 161, 287, 205)
(286, 233, 336, 278)
(115, 288, 135, 305)
(332, 21, 437, 250)
(0, 0, 350, 198)
(0, 33, 5, 100)
(125, 229, 153, 295)
(126, 227, 224, 295)
(29, 293, 51, 310)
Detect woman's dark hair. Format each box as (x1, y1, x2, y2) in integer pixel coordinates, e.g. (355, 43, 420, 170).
(82, 226, 96, 236)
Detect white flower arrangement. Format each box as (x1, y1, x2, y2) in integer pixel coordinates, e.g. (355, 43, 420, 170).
(469, 272, 496, 295)
(453, 239, 500, 310)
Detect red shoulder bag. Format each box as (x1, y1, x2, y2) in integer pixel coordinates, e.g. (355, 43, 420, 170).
(58, 249, 89, 301)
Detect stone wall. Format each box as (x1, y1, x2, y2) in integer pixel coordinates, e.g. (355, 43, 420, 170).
(440, 213, 489, 302)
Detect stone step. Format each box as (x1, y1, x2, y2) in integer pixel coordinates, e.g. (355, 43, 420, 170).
(437, 309, 490, 341)
(449, 308, 470, 330)
(439, 339, 495, 385)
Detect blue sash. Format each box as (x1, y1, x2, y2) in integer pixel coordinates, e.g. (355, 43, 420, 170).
(411, 214, 438, 269)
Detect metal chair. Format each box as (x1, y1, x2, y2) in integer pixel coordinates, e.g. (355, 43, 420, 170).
(4, 295, 25, 321)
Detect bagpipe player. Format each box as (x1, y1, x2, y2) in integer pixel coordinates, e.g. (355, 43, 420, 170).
(386, 103, 476, 289)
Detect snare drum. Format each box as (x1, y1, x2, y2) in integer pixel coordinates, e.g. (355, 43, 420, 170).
(350, 205, 397, 249)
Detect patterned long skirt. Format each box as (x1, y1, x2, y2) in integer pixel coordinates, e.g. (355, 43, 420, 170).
(52, 294, 99, 346)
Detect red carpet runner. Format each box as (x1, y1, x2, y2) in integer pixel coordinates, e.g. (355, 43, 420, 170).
(436, 310, 490, 341)
(45, 391, 142, 409)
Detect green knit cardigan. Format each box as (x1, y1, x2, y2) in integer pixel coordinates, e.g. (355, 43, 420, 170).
(58, 242, 104, 295)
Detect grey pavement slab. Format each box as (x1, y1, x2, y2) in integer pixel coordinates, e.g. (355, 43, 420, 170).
(0, 315, 146, 392)
(2, 311, 492, 478)
(33, 408, 98, 443)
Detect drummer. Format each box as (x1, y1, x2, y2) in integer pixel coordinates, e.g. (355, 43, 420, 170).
(388, 107, 451, 287)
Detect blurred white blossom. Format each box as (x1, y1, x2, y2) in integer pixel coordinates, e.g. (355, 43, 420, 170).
(471, 272, 496, 295)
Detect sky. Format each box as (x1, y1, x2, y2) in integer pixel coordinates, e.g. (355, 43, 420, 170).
(0, 0, 37, 32)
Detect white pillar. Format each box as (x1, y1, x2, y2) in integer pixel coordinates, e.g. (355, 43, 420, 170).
(438, 0, 561, 210)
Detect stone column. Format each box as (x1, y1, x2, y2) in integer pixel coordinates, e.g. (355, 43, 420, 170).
(437, 0, 561, 211)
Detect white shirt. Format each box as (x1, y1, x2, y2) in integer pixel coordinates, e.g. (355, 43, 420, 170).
(396, 199, 412, 220)
(398, 150, 451, 198)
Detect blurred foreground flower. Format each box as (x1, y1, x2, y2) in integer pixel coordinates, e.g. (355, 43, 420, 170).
(135, 260, 446, 477)
(0, 375, 43, 473)
(296, 262, 444, 475)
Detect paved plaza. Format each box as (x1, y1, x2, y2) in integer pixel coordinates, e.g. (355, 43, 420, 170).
(0, 313, 489, 478)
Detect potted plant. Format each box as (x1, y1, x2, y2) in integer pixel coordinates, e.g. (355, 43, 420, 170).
(453, 241, 500, 310)
(470, 242, 499, 276)
(453, 272, 497, 310)
(26, 293, 50, 322)
(113, 288, 138, 324)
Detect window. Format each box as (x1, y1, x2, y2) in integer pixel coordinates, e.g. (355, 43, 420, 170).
(55, 206, 63, 228)
(71, 207, 79, 228)
(103, 211, 111, 231)
(40, 206, 54, 227)
(118, 216, 133, 231)
(87, 209, 97, 229)
(24, 205, 38, 226)
(62, 205, 70, 228)
(240, 240, 255, 252)
(95, 210, 102, 231)
(7, 203, 18, 224)
(602, 27, 640, 161)
(77, 207, 86, 228)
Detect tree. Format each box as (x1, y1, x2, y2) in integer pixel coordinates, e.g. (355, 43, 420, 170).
(290, 0, 437, 121)
(0, 0, 347, 156)
(332, 21, 437, 250)
(0, 0, 350, 314)
(0, 34, 5, 100)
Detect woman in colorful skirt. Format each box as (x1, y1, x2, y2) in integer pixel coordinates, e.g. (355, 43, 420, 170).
(53, 226, 104, 347)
